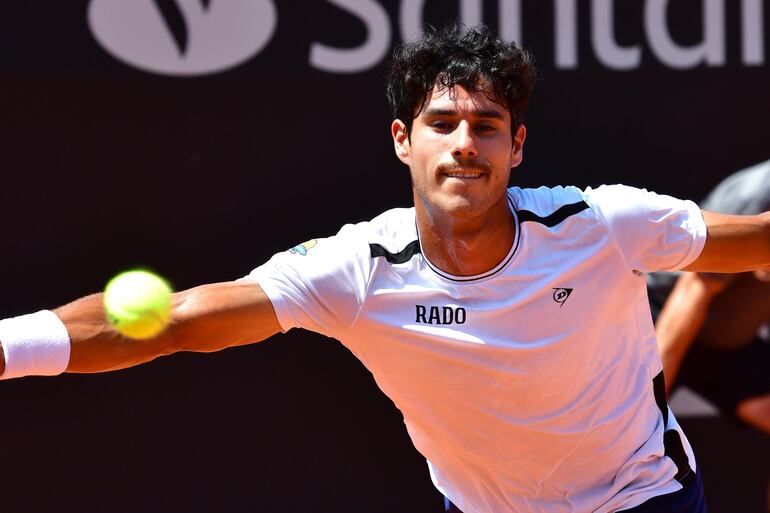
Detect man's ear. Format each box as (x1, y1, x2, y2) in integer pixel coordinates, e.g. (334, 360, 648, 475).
(392, 119, 411, 166)
(510, 124, 527, 168)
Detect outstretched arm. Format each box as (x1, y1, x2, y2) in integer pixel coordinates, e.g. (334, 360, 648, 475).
(684, 210, 770, 273)
(0, 280, 281, 377)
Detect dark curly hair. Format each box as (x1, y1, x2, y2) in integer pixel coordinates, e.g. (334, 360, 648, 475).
(386, 24, 537, 138)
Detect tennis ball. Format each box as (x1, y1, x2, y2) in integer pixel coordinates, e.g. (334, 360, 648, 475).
(104, 270, 173, 339)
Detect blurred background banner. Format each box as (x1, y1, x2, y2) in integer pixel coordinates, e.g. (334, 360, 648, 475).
(1, 1, 768, 512)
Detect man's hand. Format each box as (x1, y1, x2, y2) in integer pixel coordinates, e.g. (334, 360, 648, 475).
(1, 280, 281, 377)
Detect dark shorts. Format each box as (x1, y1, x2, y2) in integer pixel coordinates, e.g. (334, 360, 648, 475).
(649, 293, 770, 416)
(617, 472, 707, 513)
(444, 471, 706, 513)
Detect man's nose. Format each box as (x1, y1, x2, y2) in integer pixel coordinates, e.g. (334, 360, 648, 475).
(451, 122, 478, 158)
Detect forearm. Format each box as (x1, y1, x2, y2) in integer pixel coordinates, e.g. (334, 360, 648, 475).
(60, 281, 281, 372)
(0, 294, 176, 377)
(0, 280, 280, 378)
(169, 281, 281, 353)
(656, 273, 725, 392)
(684, 211, 770, 273)
(57, 293, 177, 373)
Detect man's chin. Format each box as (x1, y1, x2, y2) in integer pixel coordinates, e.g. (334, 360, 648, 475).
(414, 187, 506, 220)
(426, 195, 487, 219)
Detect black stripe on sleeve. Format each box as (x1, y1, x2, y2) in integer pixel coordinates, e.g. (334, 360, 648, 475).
(370, 240, 421, 264)
(518, 201, 589, 227)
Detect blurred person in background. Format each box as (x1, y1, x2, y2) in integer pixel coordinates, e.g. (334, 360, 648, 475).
(648, 158, 770, 511)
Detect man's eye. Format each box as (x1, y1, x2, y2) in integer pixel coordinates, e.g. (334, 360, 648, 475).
(432, 121, 453, 130)
(477, 125, 496, 132)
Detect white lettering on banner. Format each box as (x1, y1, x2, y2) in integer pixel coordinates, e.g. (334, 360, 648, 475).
(499, 0, 523, 45)
(555, 0, 578, 68)
(86, 0, 767, 76)
(593, 0, 641, 70)
(310, 0, 391, 73)
(400, 0, 484, 42)
(87, 0, 277, 76)
(742, 0, 765, 65)
(645, 0, 725, 69)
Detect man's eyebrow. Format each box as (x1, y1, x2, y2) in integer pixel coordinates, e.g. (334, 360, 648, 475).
(474, 110, 506, 121)
(422, 108, 505, 121)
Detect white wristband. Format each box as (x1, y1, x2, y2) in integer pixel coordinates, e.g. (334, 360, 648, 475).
(0, 310, 71, 380)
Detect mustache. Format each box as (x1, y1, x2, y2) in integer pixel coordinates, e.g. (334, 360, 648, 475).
(436, 159, 492, 175)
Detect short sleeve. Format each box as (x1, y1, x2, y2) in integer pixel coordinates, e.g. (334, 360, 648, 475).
(242, 223, 372, 339)
(583, 184, 707, 273)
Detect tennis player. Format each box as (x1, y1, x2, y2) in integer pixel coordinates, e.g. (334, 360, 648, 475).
(2, 25, 769, 512)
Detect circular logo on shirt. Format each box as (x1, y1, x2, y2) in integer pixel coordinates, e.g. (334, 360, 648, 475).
(552, 288, 574, 307)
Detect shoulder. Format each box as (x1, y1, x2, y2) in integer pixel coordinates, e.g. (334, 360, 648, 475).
(510, 183, 683, 222)
(510, 185, 585, 212)
(580, 183, 653, 207)
(509, 185, 591, 226)
(580, 184, 688, 223)
(357, 207, 416, 242)
(351, 207, 419, 263)
(580, 183, 704, 221)
(268, 207, 415, 269)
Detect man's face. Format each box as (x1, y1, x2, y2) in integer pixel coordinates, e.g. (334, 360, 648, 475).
(392, 84, 526, 221)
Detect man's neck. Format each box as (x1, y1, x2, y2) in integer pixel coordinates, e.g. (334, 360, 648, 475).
(415, 197, 516, 277)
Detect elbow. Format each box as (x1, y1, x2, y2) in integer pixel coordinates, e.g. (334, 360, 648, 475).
(165, 291, 194, 353)
(165, 287, 217, 353)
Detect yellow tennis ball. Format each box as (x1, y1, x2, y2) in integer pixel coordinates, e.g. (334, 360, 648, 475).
(104, 270, 173, 339)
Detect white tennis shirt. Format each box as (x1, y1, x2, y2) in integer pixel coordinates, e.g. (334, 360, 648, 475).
(247, 184, 707, 513)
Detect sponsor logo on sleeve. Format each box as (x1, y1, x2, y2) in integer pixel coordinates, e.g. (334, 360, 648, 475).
(289, 240, 318, 256)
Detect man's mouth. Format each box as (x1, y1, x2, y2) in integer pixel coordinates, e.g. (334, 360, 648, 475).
(437, 161, 490, 180)
(442, 171, 483, 179)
